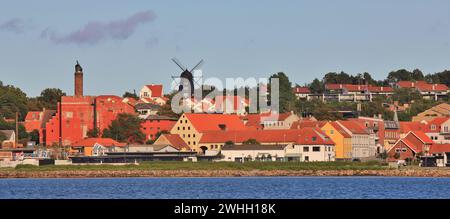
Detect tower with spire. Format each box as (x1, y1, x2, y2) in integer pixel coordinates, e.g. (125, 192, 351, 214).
(74, 61, 83, 97)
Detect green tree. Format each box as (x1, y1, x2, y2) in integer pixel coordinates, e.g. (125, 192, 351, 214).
(102, 113, 146, 144)
(29, 129, 40, 144)
(0, 81, 28, 120)
(308, 78, 324, 94)
(392, 88, 422, 104)
(38, 88, 66, 110)
(0, 117, 29, 141)
(242, 138, 260, 145)
(0, 131, 6, 142)
(269, 72, 296, 113)
(87, 128, 100, 138)
(123, 91, 139, 99)
(224, 140, 234, 145)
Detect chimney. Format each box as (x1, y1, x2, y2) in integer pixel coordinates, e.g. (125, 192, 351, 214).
(218, 124, 227, 131)
(74, 61, 83, 97)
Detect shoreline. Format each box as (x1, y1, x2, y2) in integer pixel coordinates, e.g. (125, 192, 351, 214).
(2, 169, 450, 178)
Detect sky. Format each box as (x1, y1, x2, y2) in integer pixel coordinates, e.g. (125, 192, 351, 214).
(1, 0, 450, 97)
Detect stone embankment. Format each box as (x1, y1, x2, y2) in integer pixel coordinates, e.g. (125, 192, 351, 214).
(1, 169, 450, 178)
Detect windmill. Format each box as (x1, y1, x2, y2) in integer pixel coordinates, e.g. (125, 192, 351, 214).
(171, 58, 204, 97)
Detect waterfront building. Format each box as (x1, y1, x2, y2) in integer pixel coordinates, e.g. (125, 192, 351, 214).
(321, 122, 353, 160)
(70, 137, 127, 156)
(170, 113, 247, 152)
(335, 120, 376, 158)
(153, 134, 191, 151)
(140, 115, 177, 141)
(220, 144, 287, 162)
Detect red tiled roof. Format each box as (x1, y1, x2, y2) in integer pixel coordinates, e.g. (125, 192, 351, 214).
(213, 96, 249, 111)
(291, 120, 326, 129)
(429, 144, 450, 153)
(199, 127, 334, 145)
(25, 111, 41, 121)
(293, 87, 311, 94)
(145, 84, 163, 97)
(325, 84, 393, 92)
(160, 134, 190, 151)
(399, 121, 426, 133)
(184, 113, 247, 132)
(72, 138, 127, 147)
(329, 122, 352, 138)
(397, 81, 448, 91)
(421, 117, 450, 133)
(337, 120, 369, 134)
(410, 131, 434, 144)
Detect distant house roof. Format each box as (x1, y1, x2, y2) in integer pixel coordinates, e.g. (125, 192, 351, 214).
(410, 131, 434, 144)
(397, 81, 449, 92)
(72, 138, 127, 147)
(429, 144, 450, 153)
(329, 122, 352, 138)
(421, 117, 450, 133)
(143, 115, 178, 121)
(292, 87, 311, 94)
(144, 84, 163, 97)
(291, 120, 326, 129)
(221, 144, 287, 151)
(0, 130, 14, 140)
(336, 120, 369, 135)
(325, 84, 393, 92)
(184, 113, 247, 132)
(242, 112, 297, 128)
(159, 134, 190, 151)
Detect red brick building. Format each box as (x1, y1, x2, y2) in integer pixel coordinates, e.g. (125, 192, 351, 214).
(140, 115, 177, 141)
(43, 62, 136, 146)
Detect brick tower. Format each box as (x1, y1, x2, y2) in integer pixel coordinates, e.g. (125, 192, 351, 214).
(74, 61, 83, 97)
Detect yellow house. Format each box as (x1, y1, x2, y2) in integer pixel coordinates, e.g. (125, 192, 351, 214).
(321, 122, 352, 159)
(170, 113, 247, 153)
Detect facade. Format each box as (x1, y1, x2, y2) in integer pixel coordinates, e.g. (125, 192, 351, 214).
(0, 130, 16, 149)
(153, 134, 191, 151)
(387, 131, 434, 161)
(383, 120, 401, 150)
(336, 120, 376, 158)
(319, 84, 394, 102)
(349, 117, 385, 153)
(321, 122, 352, 159)
(170, 113, 247, 152)
(70, 138, 127, 156)
(220, 144, 287, 162)
(292, 87, 311, 100)
(140, 116, 177, 141)
(139, 84, 167, 105)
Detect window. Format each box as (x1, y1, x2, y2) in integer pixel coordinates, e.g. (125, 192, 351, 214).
(330, 130, 334, 135)
(312, 137, 317, 142)
(313, 147, 320, 152)
(188, 127, 191, 130)
(177, 127, 180, 130)
(193, 134, 196, 138)
(183, 127, 185, 130)
(304, 156, 309, 162)
(401, 148, 407, 152)
(188, 134, 191, 138)
(303, 147, 309, 152)
(431, 125, 436, 130)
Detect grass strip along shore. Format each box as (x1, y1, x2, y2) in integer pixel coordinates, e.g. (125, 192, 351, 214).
(1, 161, 449, 178)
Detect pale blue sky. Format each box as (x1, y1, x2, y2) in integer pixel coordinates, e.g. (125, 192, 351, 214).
(1, 0, 450, 97)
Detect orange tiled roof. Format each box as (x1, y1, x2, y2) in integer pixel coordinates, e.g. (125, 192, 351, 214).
(410, 131, 434, 144)
(199, 127, 334, 145)
(184, 113, 247, 132)
(325, 84, 393, 92)
(145, 84, 163, 97)
(329, 122, 352, 138)
(293, 87, 311, 94)
(291, 120, 326, 129)
(337, 120, 369, 134)
(160, 134, 190, 150)
(397, 81, 448, 91)
(430, 144, 450, 153)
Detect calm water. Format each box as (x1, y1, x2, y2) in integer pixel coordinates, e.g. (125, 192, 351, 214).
(1, 177, 450, 199)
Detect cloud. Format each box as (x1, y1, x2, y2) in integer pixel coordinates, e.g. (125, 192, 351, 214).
(42, 10, 156, 45)
(0, 18, 27, 33)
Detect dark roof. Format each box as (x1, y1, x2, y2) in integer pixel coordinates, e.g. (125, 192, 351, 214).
(0, 130, 14, 139)
(135, 103, 161, 110)
(143, 115, 177, 121)
(384, 120, 400, 129)
(221, 144, 287, 151)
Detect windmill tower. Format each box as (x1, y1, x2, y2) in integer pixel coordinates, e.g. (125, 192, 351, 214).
(171, 58, 204, 97)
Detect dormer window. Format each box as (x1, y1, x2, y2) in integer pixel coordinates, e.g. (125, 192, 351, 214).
(431, 125, 436, 130)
